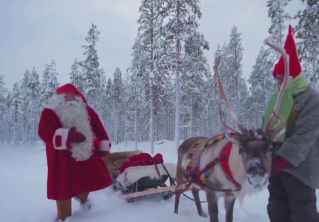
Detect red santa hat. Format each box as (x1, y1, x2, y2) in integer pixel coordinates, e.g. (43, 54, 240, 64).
(56, 83, 88, 105)
(273, 25, 302, 79)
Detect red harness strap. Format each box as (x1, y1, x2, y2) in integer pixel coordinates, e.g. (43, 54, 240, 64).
(192, 156, 226, 184)
(174, 142, 241, 195)
(219, 142, 241, 188)
(194, 142, 241, 192)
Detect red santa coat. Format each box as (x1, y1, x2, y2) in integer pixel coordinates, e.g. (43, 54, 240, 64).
(38, 93, 113, 200)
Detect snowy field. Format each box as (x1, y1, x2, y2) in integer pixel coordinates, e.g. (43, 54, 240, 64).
(1, 140, 319, 222)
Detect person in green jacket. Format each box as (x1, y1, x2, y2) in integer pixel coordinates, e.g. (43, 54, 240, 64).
(263, 25, 319, 222)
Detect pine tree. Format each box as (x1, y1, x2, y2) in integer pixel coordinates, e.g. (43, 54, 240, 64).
(70, 58, 85, 94)
(217, 26, 248, 131)
(267, 0, 292, 47)
(0, 75, 7, 143)
(129, 37, 149, 147)
(238, 77, 250, 128)
(165, 0, 208, 148)
(130, 73, 144, 149)
(20, 69, 31, 143)
(227, 26, 245, 119)
(180, 17, 210, 138)
(40, 60, 59, 107)
(111, 67, 124, 145)
(132, 0, 168, 153)
(11, 82, 22, 144)
(28, 67, 41, 144)
(247, 46, 276, 128)
(121, 72, 135, 147)
(79, 24, 105, 109)
(101, 78, 113, 138)
(294, 0, 319, 63)
(5, 92, 14, 143)
(303, 60, 319, 91)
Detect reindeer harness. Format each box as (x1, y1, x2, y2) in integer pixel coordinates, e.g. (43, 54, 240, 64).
(175, 134, 241, 194)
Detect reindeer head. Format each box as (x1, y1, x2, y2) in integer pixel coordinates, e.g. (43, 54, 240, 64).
(225, 128, 285, 190)
(213, 38, 291, 191)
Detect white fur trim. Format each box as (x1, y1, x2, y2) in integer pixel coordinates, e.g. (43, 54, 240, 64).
(99, 140, 111, 152)
(116, 163, 177, 188)
(48, 94, 94, 161)
(53, 128, 70, 150)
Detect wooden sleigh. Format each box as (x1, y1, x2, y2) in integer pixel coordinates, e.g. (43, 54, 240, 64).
(102, 150, 183, 202)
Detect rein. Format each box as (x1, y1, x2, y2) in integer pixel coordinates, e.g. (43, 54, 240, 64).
(152, 157, 207, 202)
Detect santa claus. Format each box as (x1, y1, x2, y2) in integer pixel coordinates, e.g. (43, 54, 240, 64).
(38, 83, 113, 222)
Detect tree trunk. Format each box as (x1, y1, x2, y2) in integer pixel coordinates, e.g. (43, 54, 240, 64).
(134, 97, 138, 150)
(150, 2, 155, 154)
(190, 91, 193, 137)
(174, 1, 181, 149)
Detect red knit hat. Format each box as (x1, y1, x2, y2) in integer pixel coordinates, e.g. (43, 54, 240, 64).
(273, 25, 302, 78)
(56, 83, 88, 105)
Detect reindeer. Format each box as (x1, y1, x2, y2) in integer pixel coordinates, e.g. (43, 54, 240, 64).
(173, 38, 291, 222)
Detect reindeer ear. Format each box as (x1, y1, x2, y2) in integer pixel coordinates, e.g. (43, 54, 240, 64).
(226, 134, 241, 147)
(270, 127, 286, 142)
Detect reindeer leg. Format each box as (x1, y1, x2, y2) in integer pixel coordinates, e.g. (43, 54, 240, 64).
(224, 193, 236, 222)
(174, 192, 181, 214)
(174, 159, 185, 214)
(192, 187, 207, 217)
(207, 191, 219, 222)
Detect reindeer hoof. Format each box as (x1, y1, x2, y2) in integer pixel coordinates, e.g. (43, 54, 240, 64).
(200, 211, 208, 218)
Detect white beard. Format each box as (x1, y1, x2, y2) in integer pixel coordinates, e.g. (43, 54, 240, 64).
(47, 94, 94, 161)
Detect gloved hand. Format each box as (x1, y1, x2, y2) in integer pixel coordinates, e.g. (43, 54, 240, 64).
(270, 156, 291, 177)
(67, 127, 86, 143)
(92, 137, 110, 157)
(93, 137, 100, 149)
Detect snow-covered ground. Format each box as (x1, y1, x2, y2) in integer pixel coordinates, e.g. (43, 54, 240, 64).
(1, 140, 318, 222)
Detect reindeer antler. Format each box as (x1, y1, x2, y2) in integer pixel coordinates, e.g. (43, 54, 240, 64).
(214, 56, 246, 134)
(264, 36, 291, 132)
(218, 103, 241, 134)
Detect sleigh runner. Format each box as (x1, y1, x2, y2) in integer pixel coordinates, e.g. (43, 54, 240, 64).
(102, 150, 177, 202)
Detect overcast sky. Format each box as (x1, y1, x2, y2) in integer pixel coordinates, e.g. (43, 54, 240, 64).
(0, 0, 304, 90)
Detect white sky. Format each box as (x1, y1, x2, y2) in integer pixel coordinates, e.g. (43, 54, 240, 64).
(0, 0, 304, 90)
